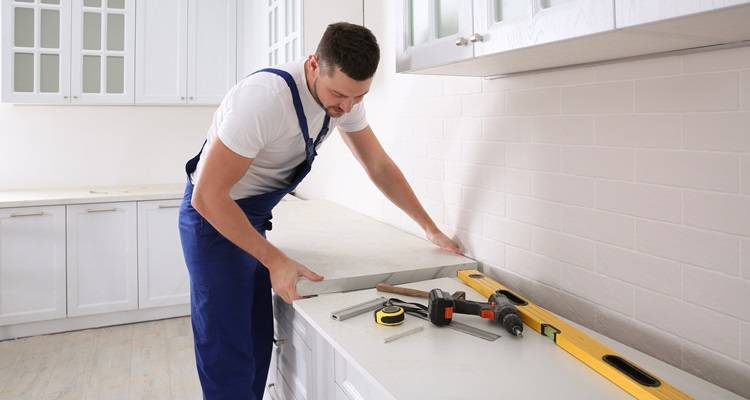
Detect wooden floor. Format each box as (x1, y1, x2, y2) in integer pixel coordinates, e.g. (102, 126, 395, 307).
(0, 317, 203, 400)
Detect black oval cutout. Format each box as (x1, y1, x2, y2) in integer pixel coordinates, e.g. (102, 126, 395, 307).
(602, 355, 661, 387)
(496, 290, 528, 306)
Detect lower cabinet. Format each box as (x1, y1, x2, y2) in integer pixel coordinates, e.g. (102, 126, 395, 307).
(0, 206, 66, 326)
(66, 202, 138, 316)
(137, 199, 190, 308)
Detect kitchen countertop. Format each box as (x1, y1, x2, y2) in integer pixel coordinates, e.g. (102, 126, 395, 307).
(0, 183, 187, 208)
(269, 200, 478, 296)
(293, 277, 745, 400)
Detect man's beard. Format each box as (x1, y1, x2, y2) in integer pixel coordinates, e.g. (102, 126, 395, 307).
(312, 78, 344, 118)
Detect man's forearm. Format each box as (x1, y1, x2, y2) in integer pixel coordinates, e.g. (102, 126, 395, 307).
(369, 160, 439, 234)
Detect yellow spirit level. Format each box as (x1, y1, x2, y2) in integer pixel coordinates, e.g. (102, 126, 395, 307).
(457, 269, 691, 400)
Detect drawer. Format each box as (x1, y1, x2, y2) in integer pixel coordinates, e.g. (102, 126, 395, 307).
(276, 316, 312, 400)
(334, 351, 393, 400)
(274, 294, 313, 346)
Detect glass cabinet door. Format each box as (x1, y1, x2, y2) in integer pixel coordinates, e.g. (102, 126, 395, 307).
(71, 0, 134, 103)
(396, 0, 474, 73)
(2, 0, 71, 103)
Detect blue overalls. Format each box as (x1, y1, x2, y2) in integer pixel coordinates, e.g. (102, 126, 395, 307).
(178, 68, 330, 400)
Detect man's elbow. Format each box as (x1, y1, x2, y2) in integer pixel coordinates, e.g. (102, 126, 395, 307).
(190, 187, 211, 216)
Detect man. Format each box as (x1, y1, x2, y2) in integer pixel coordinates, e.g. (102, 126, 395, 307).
(178, 22, 461, 399)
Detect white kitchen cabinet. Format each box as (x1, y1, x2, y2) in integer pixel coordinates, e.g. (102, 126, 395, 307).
(0, 206, 66, 326)
(615, 0, 750, 28)
(135, 0, 236, 105)
(70, 0, 135, 104)
(66, 201, 137, 317)
(136, 199, 189, 309)
(1, 0, 72, 103)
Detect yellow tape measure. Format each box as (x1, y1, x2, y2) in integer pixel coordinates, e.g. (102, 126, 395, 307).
(374, 305, 405, 326)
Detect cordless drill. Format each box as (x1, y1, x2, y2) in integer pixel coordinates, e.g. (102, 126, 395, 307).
(428, 288, 524, 337)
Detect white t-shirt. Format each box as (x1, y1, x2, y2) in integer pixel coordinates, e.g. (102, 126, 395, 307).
(191, 60, 369, 199)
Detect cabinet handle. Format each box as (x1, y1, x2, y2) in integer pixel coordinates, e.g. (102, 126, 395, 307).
(10, 211, 45, 218)
(73, 95, 79, 99)
(181, 96, 185, 100)
(266, 383, 280, 400)
(158, 204, 180, 209)
(273, 338, 286, 347)
(86, 208, 119, 213)
(189, 96, 194, 100)
(469, 33, 484, 43)
(455, 37, 469, 47)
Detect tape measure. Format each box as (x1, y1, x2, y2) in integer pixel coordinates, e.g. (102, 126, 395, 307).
(374, 305, 405, 326)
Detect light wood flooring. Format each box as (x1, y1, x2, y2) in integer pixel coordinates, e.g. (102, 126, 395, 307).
(0, 317, 203, 400)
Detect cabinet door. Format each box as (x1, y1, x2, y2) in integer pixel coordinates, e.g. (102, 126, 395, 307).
(396, 0, 474, 73)
(616, 0, 750, 28)
(66, 202, 137, 317)
(473, 0, 614, 57)
(137, 200, 189, 309)
(187, 0, 237, 105)
(135, 0, 187, 104)
(1, 0, 71, 103)
(71, 0, 135, 104)
(0, 206, 66, 326)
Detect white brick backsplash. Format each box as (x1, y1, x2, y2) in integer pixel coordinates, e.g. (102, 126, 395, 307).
(463, 92, 505, 117)
(412, 118, 444, 140)
(684, 190, 750, 237)
(397, 74, 444, 98)
(684, 113, 750, 152)
(414, 96, 462, 118)
(561, 265, 634, 316)
(530, 116, 594, 145)
(743, 155, 750, 195)
(462, 187, 506, 217)
(482, 117, 533, 142)
(442, 182, 462, 206)
(445, 163, 531, 195)
(743, 323, 750, 364)
(595, 114, 681, 149)
(506, 143, 560, 172)
(428, 140, 461, 162)
(507, 88, 561, 115)
(445, 207, 483, 236)
(594, 55, 682, 81)
(483, 67, 595, 92)
(505, 246, 562, 286)
(596, 180, 682, 223)
(412, 158, 444, 181)
(743, 70, 750, 110)
(636, 150, 739, 192)
(462, 141, 505, 166)
(635, 289, 739, 358)
(484, 215, 531, 249)
(470, 236, 506, 269)
(563, 207, 635, 248)
(594, 309, 683, 367)
(596, 244, 682, 298)
(682, 342, 750, 399)
(635, 72, 739, 112)
(531, 172, 594, 207)
(445, 117, 482, 140)
(508, 195, 563, 230)
(561, 146, 634, 180)
(684, 266, 750, 322)
(637, 220, 740, 276)
(443, 76, 482, 95)
(532, 228, 595, 269)
(683, 46, 750, 73)
(743, 239, 750, 279)
(562, 82, 634, 114)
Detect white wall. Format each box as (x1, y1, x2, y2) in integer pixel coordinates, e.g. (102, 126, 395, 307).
(297, 1, 750, 397)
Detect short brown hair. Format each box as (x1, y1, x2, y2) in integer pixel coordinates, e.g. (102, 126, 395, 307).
(316, 22, 379, 81)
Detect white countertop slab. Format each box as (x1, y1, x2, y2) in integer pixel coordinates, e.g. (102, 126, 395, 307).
(269, 200, 478, 296)
(0, 183, 186, 208)
(293, 277, 744, 400)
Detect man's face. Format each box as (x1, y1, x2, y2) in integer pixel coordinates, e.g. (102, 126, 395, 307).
(309, 58, 372, 118)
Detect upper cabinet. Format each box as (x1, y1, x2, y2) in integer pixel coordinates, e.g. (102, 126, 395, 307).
(135, 0, 236, 105)
(71, 0, 135, 104)
(397, 0, 750, 77)
(2, 0, 71, 103)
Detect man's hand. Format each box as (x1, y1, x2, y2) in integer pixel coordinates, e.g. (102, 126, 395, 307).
(268, 256, 324, 304)
(426, 229, 462, 255)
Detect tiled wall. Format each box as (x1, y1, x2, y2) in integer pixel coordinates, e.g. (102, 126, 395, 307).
(298, 3, 750, 397)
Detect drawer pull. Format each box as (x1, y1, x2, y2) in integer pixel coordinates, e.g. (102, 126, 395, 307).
(273, 338, 286, 347)
(10, 211, 45, 218)
(158, 204, 180, 209)
(86, 208, 119, 213)
(266, 383, 280, 400)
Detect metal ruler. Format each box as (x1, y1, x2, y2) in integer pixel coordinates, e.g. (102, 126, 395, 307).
(408, 311, 500, 341)
(457, 269, 692, 400)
